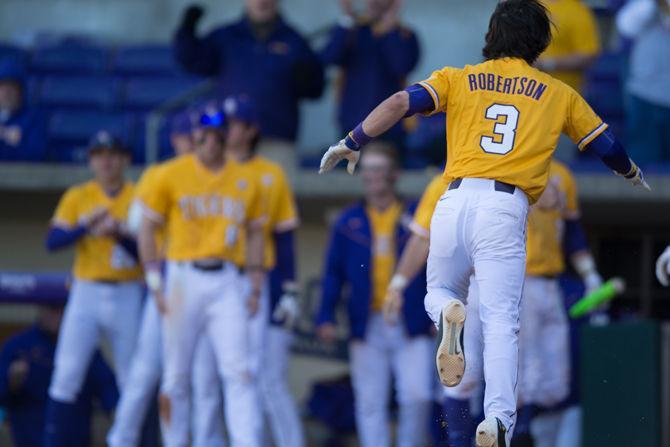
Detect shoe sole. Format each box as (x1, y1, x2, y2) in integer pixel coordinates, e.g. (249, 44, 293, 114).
(436, 300, 466, 387)
(475, 418, 506, 447)
(475, 418, 497, 447)
(476, 429, 496, 447)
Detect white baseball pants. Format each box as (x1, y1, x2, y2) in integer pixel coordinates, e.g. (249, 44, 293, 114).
(192, 277, 305, 447)
(424, 178, 528, 442)
(161, 261, 261, 447)
(518, 276, 570, 407)
(107, 294, 162, 447)
(350, 313, 433, 447)
(191, 335, 227, 447)
(49, 280, 143, 402)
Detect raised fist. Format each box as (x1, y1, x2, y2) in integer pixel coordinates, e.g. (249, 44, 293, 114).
(181, 4, 205, 32)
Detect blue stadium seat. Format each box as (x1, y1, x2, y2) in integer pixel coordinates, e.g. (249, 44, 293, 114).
(31, 45, 109, 74)
(122, 76, 202, 111)
(37, 76, 120, 109)
(47, 110, 135, 163)
(113, 45, 179, 75)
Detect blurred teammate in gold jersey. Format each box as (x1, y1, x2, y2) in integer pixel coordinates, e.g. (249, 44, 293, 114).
(138, 104, 266, 447)
(537, 0, 601, 92)
(320, 1, 648, 443)
(108, 110, 196, 447)
(44, 132, 143, 445)
(193, 95, 306, 447)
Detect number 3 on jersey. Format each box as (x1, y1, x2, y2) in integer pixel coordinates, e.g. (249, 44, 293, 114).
(480, 104, 520, 155)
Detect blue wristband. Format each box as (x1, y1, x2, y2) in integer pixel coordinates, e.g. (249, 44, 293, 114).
(345, 123, 372, 151)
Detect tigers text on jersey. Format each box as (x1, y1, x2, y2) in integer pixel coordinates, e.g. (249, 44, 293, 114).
(418, 57, 607, 203)
(409, 175, 447, 238)
(52, 181, 141, 281)
(141, 153, 265, 263)
(231, 156, 299, 269)
(525, 160, 580, 277)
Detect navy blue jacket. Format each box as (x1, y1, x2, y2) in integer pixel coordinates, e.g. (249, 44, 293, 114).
(0, 325, 118, 447)
(317, 201, 432, 340)
(0, 108, 47, 162)
(174, 16, 325, 141)
(320, 21, 419, 141)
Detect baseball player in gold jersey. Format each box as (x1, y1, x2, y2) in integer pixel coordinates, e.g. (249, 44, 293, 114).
(320, 1, 649, 444)
(108, 109, 196, 447)
(191, 95, 304, 447)
(138, 103, 266, 447)
(44, 132, 142, 445)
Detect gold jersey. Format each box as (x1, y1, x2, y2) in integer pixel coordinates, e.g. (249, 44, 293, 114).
(409, 175, 447, 238)
(141, 154, 265, 263)
(526, 160, 580, 276)
(419, 57, 607, 203)
(52, 181, 141, 281)
(231, 156, 299, 269)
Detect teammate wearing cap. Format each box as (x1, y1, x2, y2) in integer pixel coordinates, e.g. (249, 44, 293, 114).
(191, 95, 304, 447)
(107, 108, 197, 447)
(138, 101, 266, 446)
(319, 1, 649, 444)
(43, 131, 142, 446)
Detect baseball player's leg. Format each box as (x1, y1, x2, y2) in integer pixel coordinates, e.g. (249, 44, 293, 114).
(349, 315, 392, 447)
(391, 330, 432, 447)
(425, 192, 473, 388)
(108, 295, 163, 447)
(45, 280, 105, 446)
(529, 409, 562, 447)
(247, 279, 269, 377)
(471, 188, 528, 445)
(554, 405, 582, 447)
(205, 267, 262, 447)
(424, 191, 472, 325)
(103, 281, 144, 391)
(517, 276, 544, 406)
(48, 280, 103, 402)
(161, 263, 207, 447)
(259, 325, 305, 447)
(444, 280, 483, 446)
(191, 334, 226, 447)
(536, 279, 570, 406)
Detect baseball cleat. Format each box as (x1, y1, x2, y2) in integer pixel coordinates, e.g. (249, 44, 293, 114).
(435, 300, 466, 387)
(475, 417, 507, 447)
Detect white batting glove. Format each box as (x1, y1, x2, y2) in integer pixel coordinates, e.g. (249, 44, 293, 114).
(273, 291, 300, 329)
(619, 160, 651, 191)
(656, 246, 670, 287)
(319, 139, 360, 175)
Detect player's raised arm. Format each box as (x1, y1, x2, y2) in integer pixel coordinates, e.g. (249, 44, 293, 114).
(319, 84, 436, 174)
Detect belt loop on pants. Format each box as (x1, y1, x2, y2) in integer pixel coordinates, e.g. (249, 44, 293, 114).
(448, 178, 463, 190)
